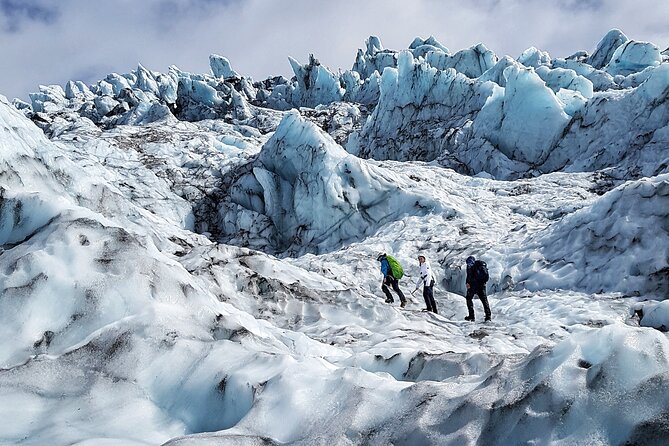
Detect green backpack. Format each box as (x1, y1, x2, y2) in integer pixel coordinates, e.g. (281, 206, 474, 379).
(386, 255, 404, 280)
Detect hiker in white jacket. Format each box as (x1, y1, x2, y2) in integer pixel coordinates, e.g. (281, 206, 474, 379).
(413, 254, 437, 313)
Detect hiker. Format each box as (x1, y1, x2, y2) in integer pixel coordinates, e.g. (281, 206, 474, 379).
(413, 254, 437, 313)
(377, 253, 407, 307)
(465, 255, 491, 322)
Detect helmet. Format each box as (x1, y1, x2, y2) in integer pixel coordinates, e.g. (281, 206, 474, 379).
(417, 253, 426, 261)
(377, 253, 386, 261)
(466, 256, 475, 266)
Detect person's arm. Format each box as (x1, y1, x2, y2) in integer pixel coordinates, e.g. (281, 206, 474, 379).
(416, 264, 427, 289)
(381, 260, 389, 277)
(466, 267, 471, 289)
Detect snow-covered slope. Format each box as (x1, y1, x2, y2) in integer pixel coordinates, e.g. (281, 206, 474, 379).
(2, 29, 669, 445)
(509, 175, 669, 296)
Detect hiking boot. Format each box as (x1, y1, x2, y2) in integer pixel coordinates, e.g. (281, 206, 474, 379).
(400, 301, 407, 308)
(385, 298, 394, 304)
(484, 316, 492, 322)
(464, 316, 475, 322)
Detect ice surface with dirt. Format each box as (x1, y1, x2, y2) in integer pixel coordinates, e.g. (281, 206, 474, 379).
(1, 29, 669, 445)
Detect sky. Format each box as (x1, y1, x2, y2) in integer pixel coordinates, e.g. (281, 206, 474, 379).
(1, 0, 669, 101)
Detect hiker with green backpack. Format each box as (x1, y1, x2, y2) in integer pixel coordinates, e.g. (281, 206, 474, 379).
(377, 253, 407, 307)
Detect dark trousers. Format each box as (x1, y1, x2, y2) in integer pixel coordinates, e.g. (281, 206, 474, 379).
(466, 285, 491, 319)
(423, 280, 437, 313)
(382, 276, 406, 303)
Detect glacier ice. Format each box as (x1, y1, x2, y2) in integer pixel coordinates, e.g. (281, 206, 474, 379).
(16, 29, 669, 182)
(222, 110, 442, 255)
(209, 54, 240, 80)
(409, 35, 449, 58)
(605, 40, 662, 76)
(2, 28, 669, 446)
(287, 54, 344, 108)
(426, 43, 497, 78)
(475, 64, 571, 165)
(350, 50, 496, 163)
(535, 65, 594, 99)
(518, 46, 551, 68)
(352, 35, 397, 80)
(587, 28, 629, 69)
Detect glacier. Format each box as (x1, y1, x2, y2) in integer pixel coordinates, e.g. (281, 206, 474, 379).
(1, 28, 669, 445)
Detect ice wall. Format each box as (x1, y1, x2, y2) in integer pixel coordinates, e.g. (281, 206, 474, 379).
(474, 64, 571, 166)
(544, 63, 669, 178)
(223, 111, 441, 254)
(350, 50, 495, 161)
(587, 28, 629, 69)
(17, 29, 669, 181)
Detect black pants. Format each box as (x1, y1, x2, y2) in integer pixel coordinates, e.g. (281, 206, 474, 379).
(382, 276, 406, 303)
(466, 285, 491, 319)
(423, 280, 437, 313)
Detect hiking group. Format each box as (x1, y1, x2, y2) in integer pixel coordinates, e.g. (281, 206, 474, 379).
(376, 253, 491, 322)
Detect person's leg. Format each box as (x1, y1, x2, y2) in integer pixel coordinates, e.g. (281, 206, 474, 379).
(465, 289, 475, 320)
(478, 286, 492, 320)
(382, 278, 394, 302)
(422, 286, 432, 311)
(427, 281, 437, 314)
(390, 277, 406, 303)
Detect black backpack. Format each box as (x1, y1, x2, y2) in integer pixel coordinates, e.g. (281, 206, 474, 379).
(474, 260, 489, 283)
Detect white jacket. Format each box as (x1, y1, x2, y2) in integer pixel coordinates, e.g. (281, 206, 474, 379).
(415, 260, 435, 289)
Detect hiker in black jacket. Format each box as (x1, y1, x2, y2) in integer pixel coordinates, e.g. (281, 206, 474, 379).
(465, 256, 491, 322)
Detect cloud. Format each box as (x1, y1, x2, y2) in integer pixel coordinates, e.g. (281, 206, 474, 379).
(0, 0, 668, 101)
(0, 0, 58, 32)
